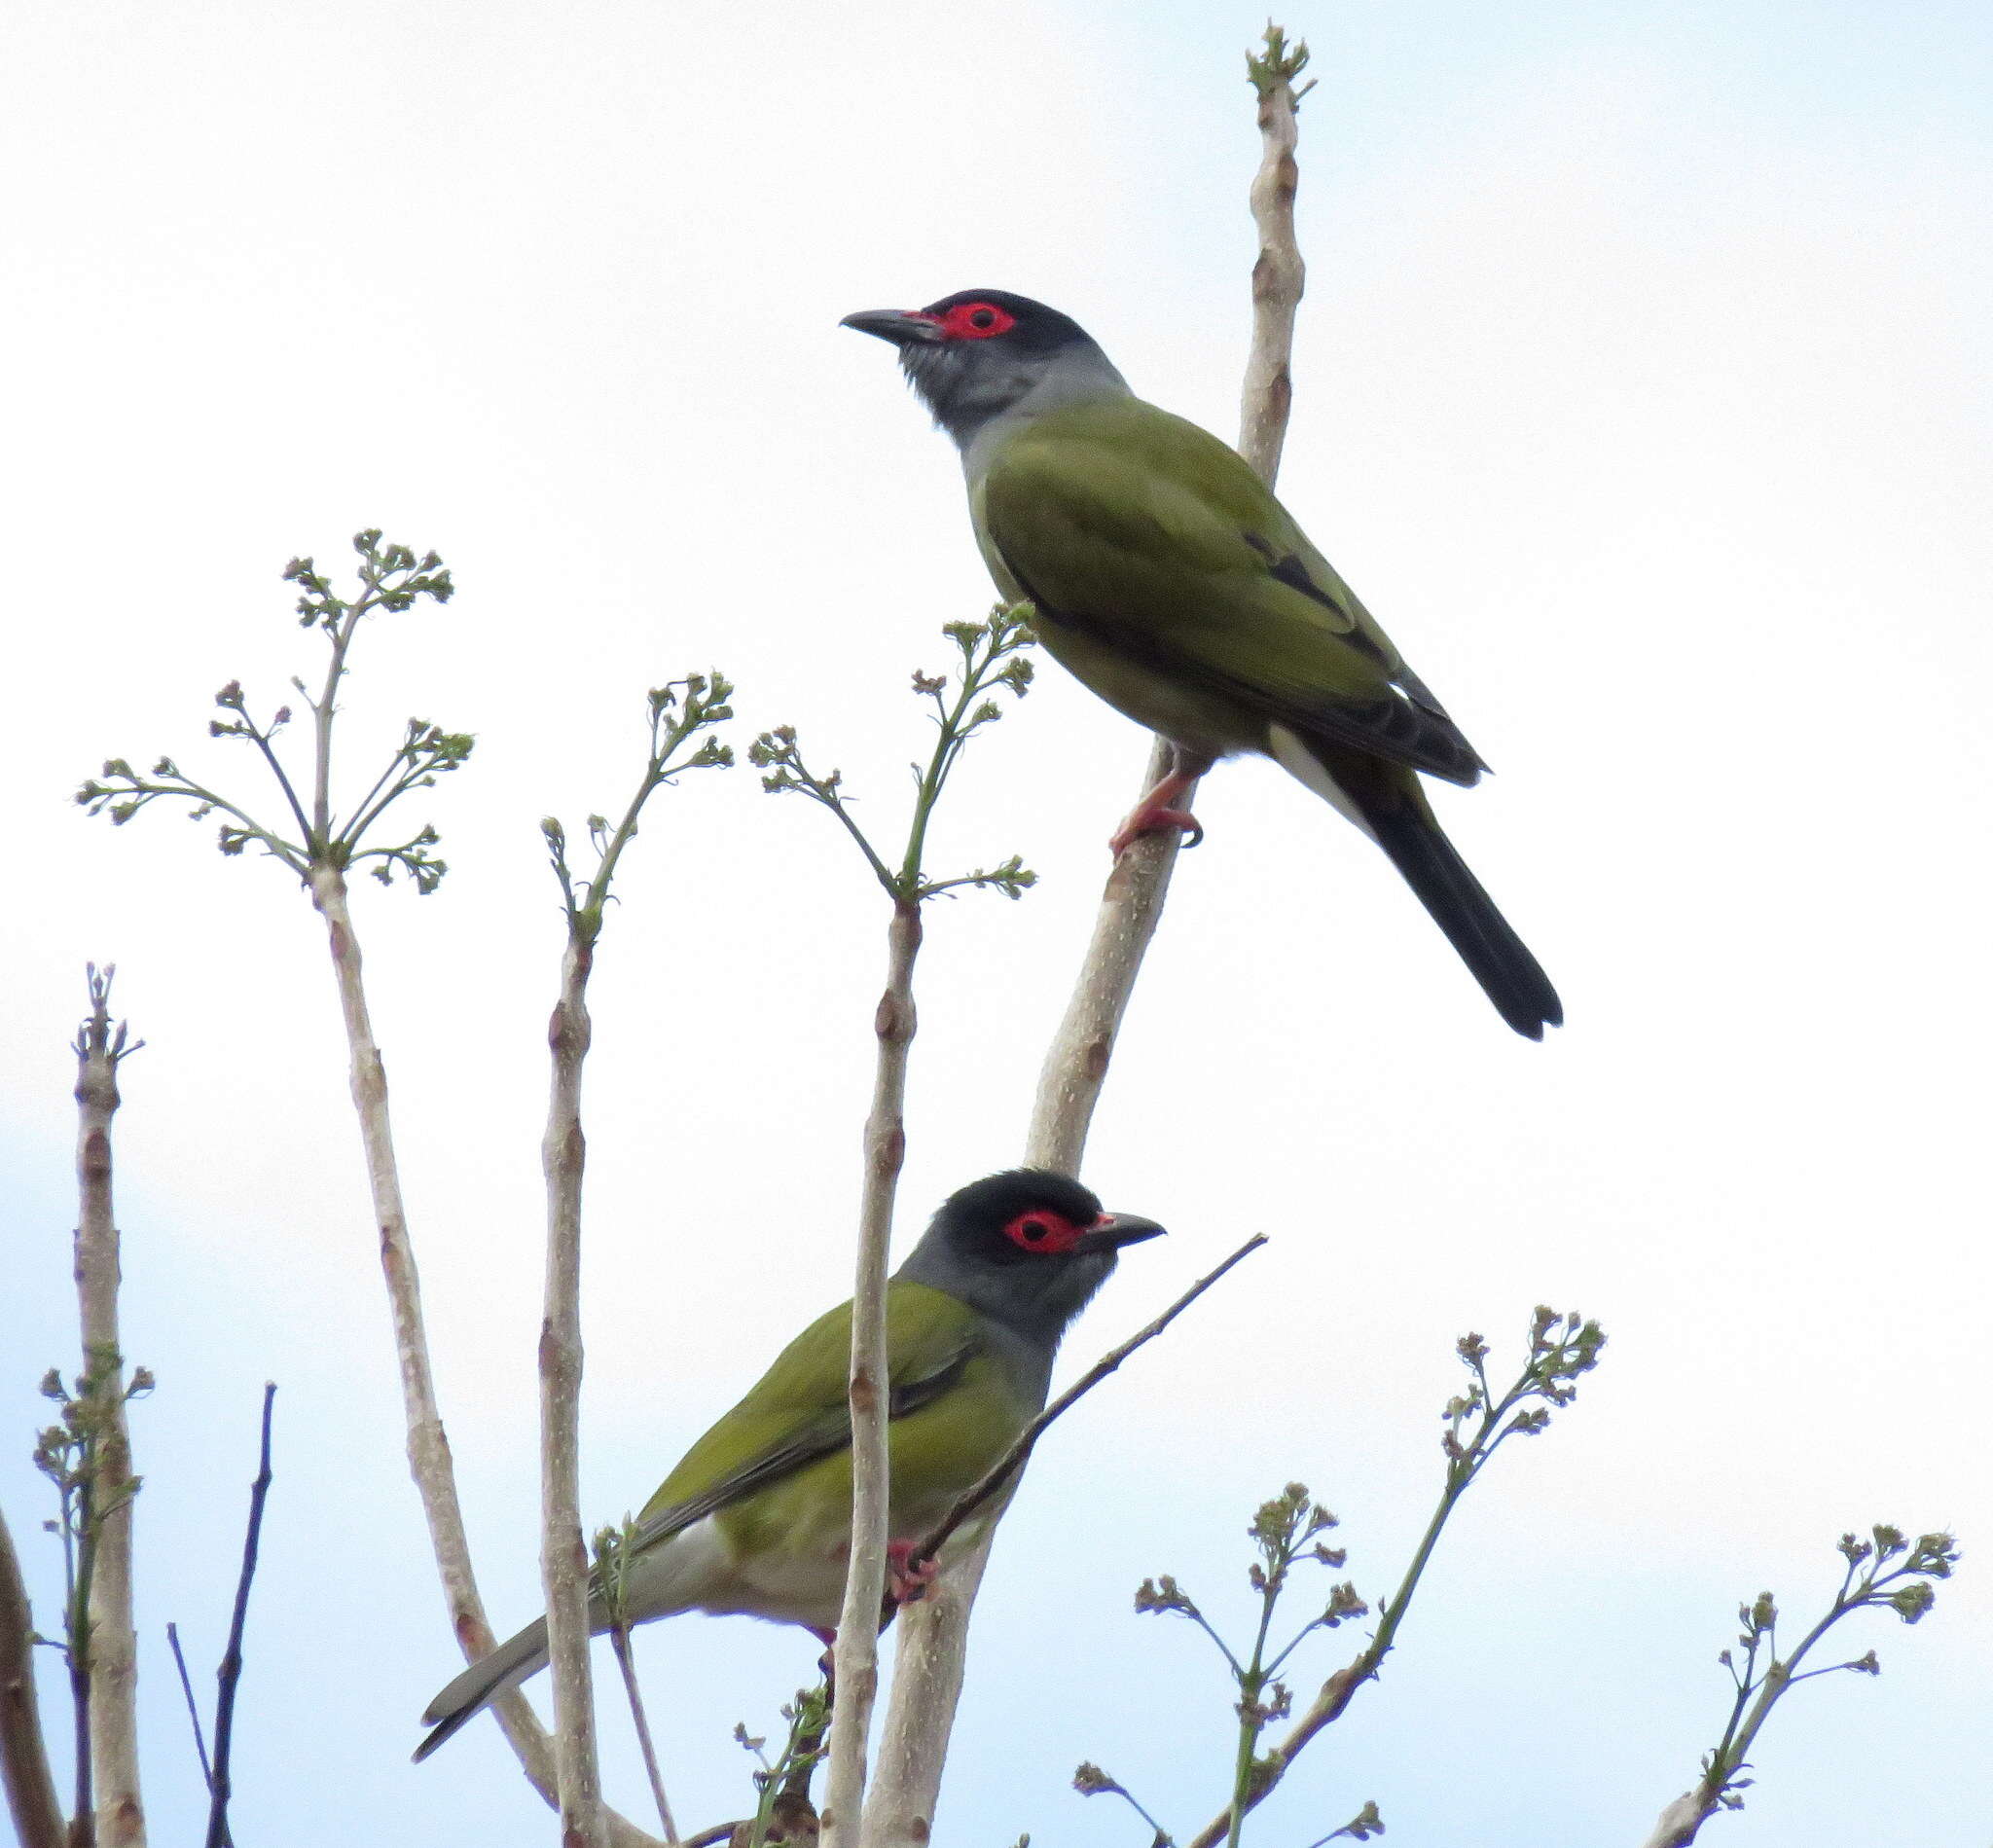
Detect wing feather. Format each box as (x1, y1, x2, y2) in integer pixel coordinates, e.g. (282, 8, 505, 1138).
(627, 1286, 979, 1559)
(980, 399, 1484, 783)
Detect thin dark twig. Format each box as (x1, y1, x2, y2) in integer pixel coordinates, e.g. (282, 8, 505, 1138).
(205, 1384, 275, 1848)
(609, 1625, 679, 1844)
(908, 1236, 1267, 1574)
(165, 1624, 214, 1791)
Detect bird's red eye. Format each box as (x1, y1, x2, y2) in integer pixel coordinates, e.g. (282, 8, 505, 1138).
(938, 301, 1016, 341)
(1002, 1210, 1082, 1254)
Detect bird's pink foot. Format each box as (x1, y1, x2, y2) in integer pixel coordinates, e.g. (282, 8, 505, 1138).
(1109, 775, 1204, 855)
(1108, 805, 1203, 856)
(886, 1540, 939, 1607)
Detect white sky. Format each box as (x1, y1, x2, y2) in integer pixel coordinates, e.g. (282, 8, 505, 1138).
(3, 1, 1989, 1843)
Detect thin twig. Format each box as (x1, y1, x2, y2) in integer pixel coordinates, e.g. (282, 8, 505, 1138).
(0, 1502, 64, 1848)
(164, 1625, 214, 1792)
(865, 35, 1312, 1841)
(609, 1628, 679, 1845)
(908, 1236, 1267, 1575)
(205, 1384, 274, 1848)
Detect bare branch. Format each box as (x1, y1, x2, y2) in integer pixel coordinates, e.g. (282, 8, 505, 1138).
(752, 612, 1030, 1844)
(163, 1626, 213, 1796)
(537, 678, 731, 1848)
(79, 539, 670, 1846)
(72, 965, 145, 1848)
(907, 1236, 1266, 1575)
(867, 35, 1314, 1839)
(542, 930, 606, 1848)
(203, 1384, 274, 1848)
(822, 900, 922, 1848)
(0, 1501, 64, 1848)
(610, 1629, 679, 1845)
(308, 776, 631, 1833)
(1239, 22, 1311, 483)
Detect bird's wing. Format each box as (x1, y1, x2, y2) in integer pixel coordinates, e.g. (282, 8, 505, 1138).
(626, 1283, 980, 1556)
(978, 400, 1484, 783)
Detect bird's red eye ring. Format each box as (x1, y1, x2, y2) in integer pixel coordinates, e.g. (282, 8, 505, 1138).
(938, 301, 1016, 341)
(1002, 1209, 1082, 1254)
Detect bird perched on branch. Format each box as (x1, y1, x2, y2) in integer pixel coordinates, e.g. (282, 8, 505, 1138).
(415, 1168, 1164, 1761)
(842, 289, 1561, 1039)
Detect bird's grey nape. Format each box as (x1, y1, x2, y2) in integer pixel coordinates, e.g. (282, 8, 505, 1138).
(898, 338, 1130, 451)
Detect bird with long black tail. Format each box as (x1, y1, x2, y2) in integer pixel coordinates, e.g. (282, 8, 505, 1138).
(843, 290, 1562, 1039)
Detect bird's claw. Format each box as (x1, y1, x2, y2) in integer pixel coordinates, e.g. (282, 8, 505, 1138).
(886, 1539, 939, 1607)
(1108, 807, 1204, 857)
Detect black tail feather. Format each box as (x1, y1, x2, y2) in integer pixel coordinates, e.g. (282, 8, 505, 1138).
(1368, 799, 1561, 1037)
(1301, 743, 1561, 1038)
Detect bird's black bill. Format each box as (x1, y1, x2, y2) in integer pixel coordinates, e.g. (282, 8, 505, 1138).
(840, 308, 942, 346)
(1074, 1213, 1166, 1254)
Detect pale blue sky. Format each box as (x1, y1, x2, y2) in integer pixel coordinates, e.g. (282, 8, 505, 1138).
(3, 2, 1989, 1842)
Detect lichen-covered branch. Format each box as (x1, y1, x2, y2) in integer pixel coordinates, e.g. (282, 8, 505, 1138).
(866, 34, 1314, 1840)
(72, 966, 146, 1848)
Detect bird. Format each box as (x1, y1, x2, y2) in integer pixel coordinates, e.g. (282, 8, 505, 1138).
(841, 289, 1562, 1039)
(415, 1168, 1165, 1761)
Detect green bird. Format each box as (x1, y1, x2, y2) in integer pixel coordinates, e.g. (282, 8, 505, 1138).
(842, 290, 1562, 1039)
(415, 1169, 1164, 1760)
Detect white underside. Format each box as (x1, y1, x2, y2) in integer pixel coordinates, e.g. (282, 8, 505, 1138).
(1267, 723, 1378, 840)
(626, 1511, 852, 1633)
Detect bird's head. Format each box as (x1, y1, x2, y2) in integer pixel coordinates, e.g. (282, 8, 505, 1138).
(896, 1167, 1165, 1341)
(841, 291, 1128, 449)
